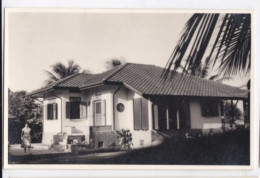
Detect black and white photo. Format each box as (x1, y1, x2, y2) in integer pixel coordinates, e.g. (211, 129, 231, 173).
(4, 9, 253, 168)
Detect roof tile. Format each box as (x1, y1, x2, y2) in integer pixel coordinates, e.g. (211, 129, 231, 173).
(29, 63, 248, 99)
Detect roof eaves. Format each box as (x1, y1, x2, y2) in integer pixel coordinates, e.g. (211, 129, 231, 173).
(28, 73, 82, 97)
(28, 87, 54, 97)
(123, 82, 143, 96)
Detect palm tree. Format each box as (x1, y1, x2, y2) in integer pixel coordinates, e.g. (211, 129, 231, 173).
(44, 60, 82, 85)
(180, 60, 231, 82)
(105, 58, 125, 70)
(165, 13, 251, 78)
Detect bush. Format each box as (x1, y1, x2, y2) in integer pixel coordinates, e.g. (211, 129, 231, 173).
(116, 129, 133, 150)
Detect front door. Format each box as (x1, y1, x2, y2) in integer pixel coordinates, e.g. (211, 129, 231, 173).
(94, 100, 106, 126)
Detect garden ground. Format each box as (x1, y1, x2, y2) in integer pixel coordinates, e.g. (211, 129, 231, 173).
(8, 129, 250, 165)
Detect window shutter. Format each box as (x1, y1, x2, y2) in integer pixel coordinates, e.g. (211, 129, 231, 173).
(44, 104, 47, 120)
(80, 102, 87, 118)
(47, 104, 53, 120)
(80, 103, 83, 119)
(50, 104, 53, 120)
(152, 104, 159, 130)
(55, 103, 58, 119)
(47, 104, 50, 120)
(93, 101, 95, 125)
(66, 102, 71, 119)
(133, 98, 142, 130)
(101, 100, 106, 125)
(53, 103, 58, 120)
(141, 98, 149, 130)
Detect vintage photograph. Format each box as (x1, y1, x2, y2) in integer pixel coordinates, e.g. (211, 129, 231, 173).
(5, 9, 252, 166)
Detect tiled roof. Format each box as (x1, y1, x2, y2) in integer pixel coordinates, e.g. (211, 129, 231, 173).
(80, 65, 126, 89)
(29, 63, 248, 99)
(29, 73, 94, 96)
(57, 73, 94, 88)
(105, 63, 248, 99)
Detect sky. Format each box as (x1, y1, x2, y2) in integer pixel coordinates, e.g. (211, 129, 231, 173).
(7, 11, 250, 92)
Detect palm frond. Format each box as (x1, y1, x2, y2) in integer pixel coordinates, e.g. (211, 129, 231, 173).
(214, 76, 232, 83)
(51, 62, 68, 79)
(164, 13, 219, 78)
(43, 60, 83, 86)
(213, 14, 251, 76)
(44, 70, 59, 85)
(164, 13, 251, 78)
(67, 60, 81, 75)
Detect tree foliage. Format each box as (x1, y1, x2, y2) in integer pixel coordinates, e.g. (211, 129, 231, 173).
(44, 60, 83, 85)
(165, 13, 251, 77)
(105, 58, 125, 70)
(8, 89, 42, 123)
(223, 101, 242, 121)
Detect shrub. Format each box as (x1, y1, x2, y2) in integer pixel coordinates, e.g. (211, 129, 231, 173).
(116, 129, 133, 150)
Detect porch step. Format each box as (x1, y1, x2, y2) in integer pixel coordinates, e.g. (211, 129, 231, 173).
(155, 130, 190, 139)
(155, 131, 173, 139)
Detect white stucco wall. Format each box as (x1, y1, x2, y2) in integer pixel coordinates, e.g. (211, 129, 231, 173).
(42, 86, 118, 144)
(189, 98, 222, 129)
(42, 96, 62, 144)
(42, 85, 153, 147)
(114, 87, 153, 148)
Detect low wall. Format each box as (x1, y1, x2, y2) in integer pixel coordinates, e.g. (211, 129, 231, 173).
(90, 126, 119, 148)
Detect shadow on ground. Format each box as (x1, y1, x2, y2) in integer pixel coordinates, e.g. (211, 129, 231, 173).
(9, 129, 250, 165)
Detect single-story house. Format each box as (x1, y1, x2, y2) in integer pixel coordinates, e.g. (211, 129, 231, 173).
(29, 63, 248, 148)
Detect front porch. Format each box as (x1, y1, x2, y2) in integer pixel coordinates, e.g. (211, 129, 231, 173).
(148, 95, 248, 138)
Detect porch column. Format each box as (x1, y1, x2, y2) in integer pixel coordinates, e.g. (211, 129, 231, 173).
(166, 107, 169, 130)
(176, 110, 180, 130)
(230, 100, 234, 128)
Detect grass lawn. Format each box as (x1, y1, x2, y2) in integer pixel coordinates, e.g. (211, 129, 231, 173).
(8, 129, 250, 165)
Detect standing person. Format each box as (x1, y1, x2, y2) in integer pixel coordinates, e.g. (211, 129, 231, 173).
(21, 122, 32, 155)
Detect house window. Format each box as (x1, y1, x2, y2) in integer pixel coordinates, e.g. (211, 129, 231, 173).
(95, 101, 102, 114)
(133, 98, 149, 130)
(94, 100, 106, 126)
(47, 103, 58, 120)
(98, 141, 104, 148)
(200, 99, 219, 117)
(66, 97, 82, 119)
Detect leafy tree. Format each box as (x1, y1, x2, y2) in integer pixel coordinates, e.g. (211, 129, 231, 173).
(165, 14, 251, 77)
(8, 89, 43, 143)
(8, 89, 42, 123)
(105, 58, 126, 70)
(44, 60, 83, 85)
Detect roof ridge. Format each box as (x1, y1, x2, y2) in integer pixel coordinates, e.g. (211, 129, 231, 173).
(102, 63, 129, 82)
(54, 73, 81, 86)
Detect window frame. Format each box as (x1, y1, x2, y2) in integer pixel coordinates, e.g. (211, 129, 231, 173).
(95, 100, 102, 115)
(66, 97, 81, 119)
(47, 103, 58, 120)
(200, 99, 220, 118)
